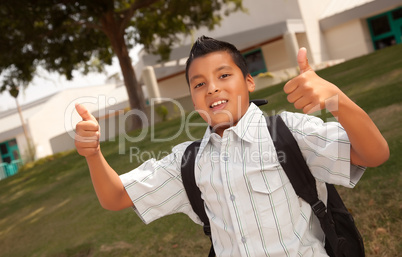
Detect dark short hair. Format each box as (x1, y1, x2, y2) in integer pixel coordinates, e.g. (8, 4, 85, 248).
(185, 36, 249, 85)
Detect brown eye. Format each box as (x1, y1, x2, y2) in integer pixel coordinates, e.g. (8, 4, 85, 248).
(194, 82, 205, 89)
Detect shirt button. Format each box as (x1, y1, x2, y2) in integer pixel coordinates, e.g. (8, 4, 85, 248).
(230, 194, 235, 201)
(241, 237, 247, 243)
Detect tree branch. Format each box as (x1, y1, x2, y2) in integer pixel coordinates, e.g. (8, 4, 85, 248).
(72, 19, 102, 31)
(118, 0, 162, 33)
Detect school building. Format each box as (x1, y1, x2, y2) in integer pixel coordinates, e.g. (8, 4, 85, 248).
(137, 0, 402, 101)
(1, 0, 401, 179)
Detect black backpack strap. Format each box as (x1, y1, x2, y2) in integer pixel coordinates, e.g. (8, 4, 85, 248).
(181, 140, 215, 257)
(266, 115, 341, 256)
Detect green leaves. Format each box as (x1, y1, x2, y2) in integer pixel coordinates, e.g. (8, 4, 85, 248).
(0, 0, 244, 105)
(0, 0, 112, 93)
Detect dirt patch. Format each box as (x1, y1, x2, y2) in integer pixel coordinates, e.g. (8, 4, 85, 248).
(51, 243, 93, 257)
(100, 241, 133, 252)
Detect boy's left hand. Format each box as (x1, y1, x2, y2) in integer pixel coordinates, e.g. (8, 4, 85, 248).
(284, 48, 341, 114)
(284, 48, 389, 167)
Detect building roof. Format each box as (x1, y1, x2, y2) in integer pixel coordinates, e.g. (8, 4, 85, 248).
(321, 0, 375, 19)
(320, 0, 401, 30)
(0, 93, 56, 119)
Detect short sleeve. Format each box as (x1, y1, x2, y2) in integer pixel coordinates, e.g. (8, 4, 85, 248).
(119, 141, 202, 225)
(280, 112, 365, 188)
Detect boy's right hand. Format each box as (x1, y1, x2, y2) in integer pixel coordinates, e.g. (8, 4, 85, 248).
(75, 103, 100, 157)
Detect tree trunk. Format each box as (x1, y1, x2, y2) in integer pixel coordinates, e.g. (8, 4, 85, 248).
(115, 43, 147, 130)
(101, 12, 146, 131)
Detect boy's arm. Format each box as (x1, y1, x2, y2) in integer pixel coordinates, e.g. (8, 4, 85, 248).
(75, 103, 133, 211)
(284, 48, 389, 167)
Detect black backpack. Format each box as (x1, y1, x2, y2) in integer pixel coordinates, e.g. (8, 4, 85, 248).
(181, 104, 365, 257)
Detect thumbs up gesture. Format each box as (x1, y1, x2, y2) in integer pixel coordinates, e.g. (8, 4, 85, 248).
(284, 48, 340, 114)
(75, 103, 100, 157)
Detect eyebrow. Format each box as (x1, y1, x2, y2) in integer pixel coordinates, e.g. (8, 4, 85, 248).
(189, 65, 233, 84)
(216, 65, 233, 72)
(189, 74, 203, 84)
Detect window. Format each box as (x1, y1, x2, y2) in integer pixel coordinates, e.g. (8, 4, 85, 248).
(370, 15, 391, 36)
(367, 7, 402, 50)
(392, 8, 402, 20)
(0, 144, 8, 155)
(243, 49, 267, 76)
(0, 139, 20, 164)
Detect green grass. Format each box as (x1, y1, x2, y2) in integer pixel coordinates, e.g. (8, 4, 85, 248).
(1, 44, 402, 257)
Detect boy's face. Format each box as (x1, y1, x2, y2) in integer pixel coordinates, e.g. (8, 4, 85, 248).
(188, 51, 255, 136)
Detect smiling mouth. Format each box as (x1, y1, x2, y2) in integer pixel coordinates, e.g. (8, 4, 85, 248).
(210, 100, 228, 108)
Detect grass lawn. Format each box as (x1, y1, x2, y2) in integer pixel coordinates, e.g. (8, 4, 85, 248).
(1, 44, 401, 257)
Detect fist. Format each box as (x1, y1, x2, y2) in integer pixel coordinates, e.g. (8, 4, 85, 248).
(75, 103, 100, 157)
(284, 48, 340, 114)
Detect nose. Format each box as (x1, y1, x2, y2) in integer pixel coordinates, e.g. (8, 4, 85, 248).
(207, 82, 220, 95)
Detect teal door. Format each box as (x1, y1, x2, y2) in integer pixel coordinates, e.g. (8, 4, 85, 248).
(0, 139, 20, 164)
(0, 139, 22, 179)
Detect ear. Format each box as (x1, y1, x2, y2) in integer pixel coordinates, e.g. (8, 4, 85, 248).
(246, 74, 256, 93)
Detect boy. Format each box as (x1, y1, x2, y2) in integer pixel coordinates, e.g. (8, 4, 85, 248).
(75, 36, 389, 256)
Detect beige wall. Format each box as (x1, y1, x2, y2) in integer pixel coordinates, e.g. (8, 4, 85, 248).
(262, 39, 292, 71)
(28, 86, 116, 159)
(297, 0, 332, 64)
(324, 19, 373, 60)
(296, 33, 310, 51)
(15, 133, 32, 162)
(158, 74, 189, 100)
(261, 33, 312, 72)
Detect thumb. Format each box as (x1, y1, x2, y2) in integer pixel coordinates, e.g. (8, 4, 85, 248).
(75, 103, 97, 122)
(297, 47, 311, 74)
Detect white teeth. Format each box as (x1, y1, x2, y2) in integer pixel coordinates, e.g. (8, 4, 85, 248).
(211, 100, 227, 108)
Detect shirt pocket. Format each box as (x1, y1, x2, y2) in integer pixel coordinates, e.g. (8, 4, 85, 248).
(248, 164, 299, 229)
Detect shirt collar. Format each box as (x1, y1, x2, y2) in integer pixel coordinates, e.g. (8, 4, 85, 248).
(229, 102, 263, 143)
(198, 102, 263, 155)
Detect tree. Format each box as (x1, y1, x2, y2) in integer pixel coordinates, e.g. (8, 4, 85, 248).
(0, 0, 244, 129)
